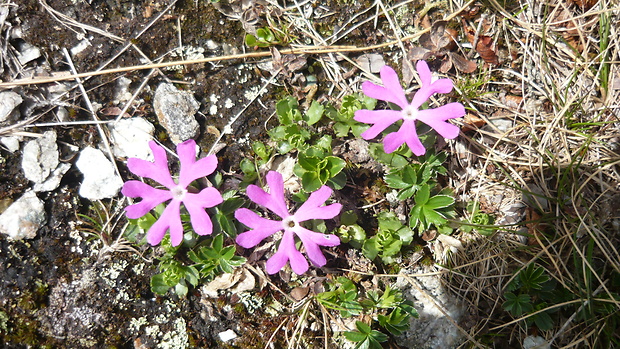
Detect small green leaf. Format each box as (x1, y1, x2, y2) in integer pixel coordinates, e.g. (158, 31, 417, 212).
(150, 273, 172, 295)
(344, 330, 367, 342)
(326, 156, 346, 176)
(503, 292, 533, 316)
(305, 100, 324, 125)
(328, 171, 347, 190)
(174, 281, 188, 297)
(301, 171, 322, 192)
(414, 185, 431, 205)
(426, 195, 455, 210)
(355, 321, 372, 334)
(245, 34, 257, 47)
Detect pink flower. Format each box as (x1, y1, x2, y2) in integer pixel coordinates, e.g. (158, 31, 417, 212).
(235, 171, 341, 275)
(354, 61, 465, 155)
(122, 140, 223, 246)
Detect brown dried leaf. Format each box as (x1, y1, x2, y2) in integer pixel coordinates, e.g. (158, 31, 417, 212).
(430, 21, 453, 50)
(503, 95, 523, 109)
(449, 52, 477, 73)
(100, 106, 130, 118)
(464, 22, 499, 65)
(421, 14, 432, 29)
(408, 46, 431, 61)
(290, 286, 310, 301)
(475, 36, 499, 65)
(462, 113, 486, 132)
(270, 47, 307, 76)
(421, 230, 437, 241)
(356, 53, 385, 73)
(459, 3, 482, 19)
(402, 56, 415, 86)
(418, 31, 436, 51)
(525, 208, 545, 246)
(439, 57, 453, 73)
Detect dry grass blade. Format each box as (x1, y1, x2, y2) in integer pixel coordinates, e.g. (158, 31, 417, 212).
(448, 0, 620, 346)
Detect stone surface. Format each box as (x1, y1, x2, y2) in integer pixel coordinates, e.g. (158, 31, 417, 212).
(21, 130, 70, 192)
(523, 335, 550, 349)
(0, 191, 46, 240)
(108, 117, 155, 160)
(0, 91, 23, 125)
(153, 83, 200, 143)
(16, 41, 41, 65)
(395, 267, 467, 349)
(1, 136, 20, 152)
(76, 147, 123, 200)
(218, 329, 238, 342)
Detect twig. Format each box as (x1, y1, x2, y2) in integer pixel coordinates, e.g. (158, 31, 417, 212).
(0, 0, 477, 89)
(61, 48, 120, 178)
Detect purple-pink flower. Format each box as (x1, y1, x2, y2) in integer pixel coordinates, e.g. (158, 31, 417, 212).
(354, 61, 465, 155)
(122, 140, 223, 247)
(235, 171, 341, 275)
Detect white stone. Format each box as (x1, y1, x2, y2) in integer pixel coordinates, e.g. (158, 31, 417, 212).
(0, 91, 22, 124)
(523, 335, 550, 349)
(70, 39, 91, 56)
(218, 329, 237, 342)
(22, 131, 59, 184)
(108, 118, 155, 160)
(113, 76, 133, 104)
(16, 42, 41, 65)
(0, 191, 46, 240)
(76, 147, 123, 200)
(21, 131, 71, 192)
(33, 163, 71, 192)
(1, 136, 20, 153)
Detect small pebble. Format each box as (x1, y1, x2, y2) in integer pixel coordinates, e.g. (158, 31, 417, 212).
(0, 91, 23, 124)
(108, 118, 155, 160)
(21, 130, 70, 192)
(76, 147, 123, 200)
(0, 191, 46, 240)
(218, 329, 237, 343)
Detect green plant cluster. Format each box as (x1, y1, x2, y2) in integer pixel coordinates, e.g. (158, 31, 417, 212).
(244, 17, 294, 48)
(316, 277, 418, 349)
(265, 96, 348, 193)
(502, 263, 559, 331)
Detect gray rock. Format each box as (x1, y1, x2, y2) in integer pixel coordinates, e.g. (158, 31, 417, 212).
(21, 130, 70, 192)
(22, 131, 58, 183)
(34, 163, 71, 192)
(76, 147, 123, 200)
(395, 267, 467, 349)
(16, 42, 41, 65)
(153, 83, 200, 143)
(108, 118, 155, 160)
(523, 335, 550, 349)
(0, 191, 46, 240)
(0, 91, 23, 125)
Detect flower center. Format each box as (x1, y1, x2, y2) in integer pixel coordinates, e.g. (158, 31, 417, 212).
(282, 216, 298, 230)
(171, 185, 187, 201)
(401, 105, 419, 121)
